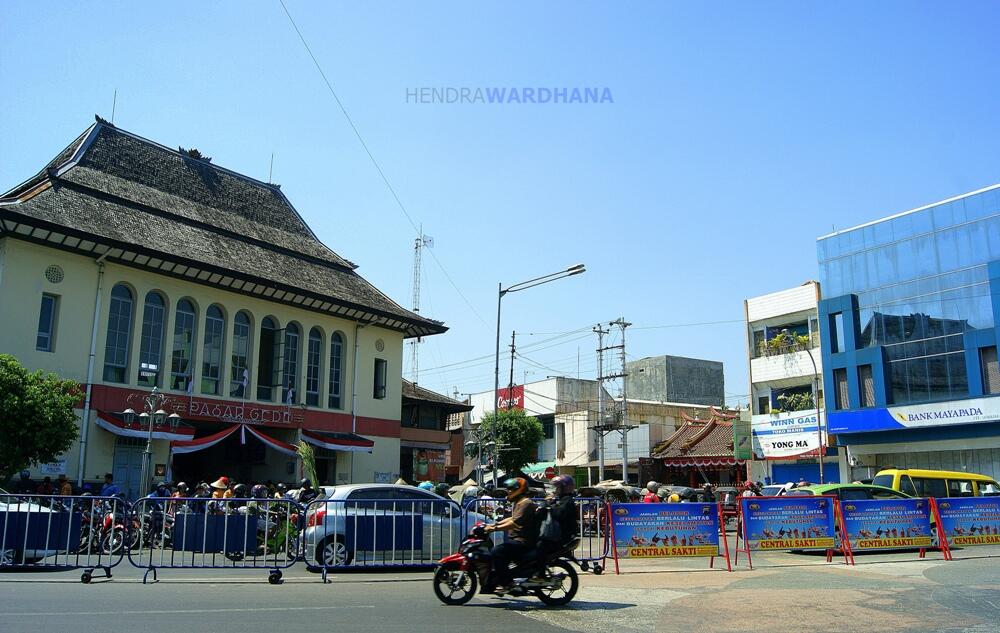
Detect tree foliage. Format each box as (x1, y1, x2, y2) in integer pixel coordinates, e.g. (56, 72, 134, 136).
(297, 440, 319, 486)
(467, 408, 545, 476)
(0, 354, 80, 482)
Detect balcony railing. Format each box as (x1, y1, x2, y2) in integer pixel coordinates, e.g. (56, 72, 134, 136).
(753, 332, 820, 359)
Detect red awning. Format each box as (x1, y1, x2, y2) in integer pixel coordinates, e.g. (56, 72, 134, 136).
(302, 429, 374, 453)
(170, 424, 298, 457)
(97, 412, 195, 441)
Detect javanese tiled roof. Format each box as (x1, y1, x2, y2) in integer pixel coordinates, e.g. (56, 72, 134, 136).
(402, 380, 473, 413)
(0, 119, 445, 338)
(651, 417, 735, 460)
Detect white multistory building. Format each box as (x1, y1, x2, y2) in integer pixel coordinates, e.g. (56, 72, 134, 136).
(745, 282, 848, 484)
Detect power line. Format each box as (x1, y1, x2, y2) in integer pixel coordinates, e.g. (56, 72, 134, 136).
(277, 0, 488, 327)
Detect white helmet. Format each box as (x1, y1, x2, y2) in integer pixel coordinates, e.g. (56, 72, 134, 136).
(647, 481, 659, 493)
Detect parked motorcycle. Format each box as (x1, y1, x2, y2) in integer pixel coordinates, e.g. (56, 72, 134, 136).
(432, 523, 579, 606)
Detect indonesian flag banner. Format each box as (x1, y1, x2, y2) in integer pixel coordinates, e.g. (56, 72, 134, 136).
(169, 424, 298, 456)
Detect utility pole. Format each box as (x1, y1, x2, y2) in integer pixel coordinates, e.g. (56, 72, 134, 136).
(610, 318, 634, 482)
(591, 325, 609, 481)
(409, 230, 433, 384)
(507, 331, 516, 407)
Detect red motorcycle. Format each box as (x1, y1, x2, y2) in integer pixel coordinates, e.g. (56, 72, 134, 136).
(432, 523, 579, 606)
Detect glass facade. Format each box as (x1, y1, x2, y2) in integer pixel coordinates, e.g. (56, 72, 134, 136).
(818, 186, 1000, 406)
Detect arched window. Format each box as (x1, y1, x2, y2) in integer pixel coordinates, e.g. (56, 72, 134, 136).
(306, 327, 323, 406)
(201, 305, 225, 395)
(328, 332, 344, 409)
(137, 292, 166, 387)
(282, 323, 300, 404)
(103, 284, 134, 383)
(230, 311, 252, 398)
(257, 317, 278, 401)
(170, 299, 196, 391)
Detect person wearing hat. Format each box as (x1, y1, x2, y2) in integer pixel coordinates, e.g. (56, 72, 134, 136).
(58, 474, 73, 496)
(210, 477, 229, 499)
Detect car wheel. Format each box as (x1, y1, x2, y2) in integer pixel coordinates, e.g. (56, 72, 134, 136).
(317, 536, 352, 567)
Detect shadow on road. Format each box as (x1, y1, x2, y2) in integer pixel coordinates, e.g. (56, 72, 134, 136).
(466, 597, 635, 612)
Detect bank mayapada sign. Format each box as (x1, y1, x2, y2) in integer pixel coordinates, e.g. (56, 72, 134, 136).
(827, 396, 1000, 434)
(752, 411, 825, 459)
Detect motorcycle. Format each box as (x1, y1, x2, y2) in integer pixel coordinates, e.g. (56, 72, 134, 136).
(432, 523, 579, 606)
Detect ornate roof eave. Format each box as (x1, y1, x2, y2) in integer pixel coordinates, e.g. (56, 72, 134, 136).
(0, 205, 445, 339)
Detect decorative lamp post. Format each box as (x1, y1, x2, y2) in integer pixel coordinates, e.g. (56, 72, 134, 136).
(122, 386, 181, 497)
(493, 264, 585, 485)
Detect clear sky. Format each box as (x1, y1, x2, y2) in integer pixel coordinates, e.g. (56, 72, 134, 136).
(2, 1, 998, 404)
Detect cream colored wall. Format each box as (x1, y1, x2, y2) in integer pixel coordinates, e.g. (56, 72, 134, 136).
(333, 437, 401, 484)
(0, 238, 404, 419)
(0, 238, 408, 485)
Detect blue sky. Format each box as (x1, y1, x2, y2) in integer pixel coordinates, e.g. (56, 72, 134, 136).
(2, 1, 998, 403)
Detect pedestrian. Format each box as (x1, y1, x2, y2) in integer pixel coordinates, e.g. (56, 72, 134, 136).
(36, 476, 55, 496)
(210, 477, 229, 499)
(58, 474, 73, 496)
(700, 483, 716, 502)
(100, 473, 122, 497)
(643, 481, 660, 503)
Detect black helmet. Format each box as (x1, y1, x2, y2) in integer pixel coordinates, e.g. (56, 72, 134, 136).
(551, 474, 575, 496)
(503, 477, 529, 501)
(232, 483, 248, 497)
(176, 482, 189, 493)
(300, 478, 312, 489)
(276, 483, 288, 492)
(434, 483, 451, 497)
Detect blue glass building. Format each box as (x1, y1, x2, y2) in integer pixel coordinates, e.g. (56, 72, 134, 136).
(817, 184, 1000, 480)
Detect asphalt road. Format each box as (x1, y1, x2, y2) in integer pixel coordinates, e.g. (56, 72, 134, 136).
(2, 546, 998, 633)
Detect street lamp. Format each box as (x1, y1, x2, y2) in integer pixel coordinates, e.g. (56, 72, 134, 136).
(780, 329, 825, 484)
(492, 264, 585, 485)
(122, 386, 181, 497)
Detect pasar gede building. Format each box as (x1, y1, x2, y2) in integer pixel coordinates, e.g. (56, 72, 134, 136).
(0, 118, 446, 497)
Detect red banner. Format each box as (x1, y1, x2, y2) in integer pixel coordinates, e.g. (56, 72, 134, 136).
(497, 385, 525, 410)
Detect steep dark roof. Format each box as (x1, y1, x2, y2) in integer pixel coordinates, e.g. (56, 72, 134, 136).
(0, 120, 446, 338)
(651, 419, 734, 459)
(402, 380, 473, 413)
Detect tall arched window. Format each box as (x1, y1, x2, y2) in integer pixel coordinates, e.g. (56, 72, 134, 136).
(201, 305, 225, 395)
(306, 327, 323, 406)
(103, 284, 134, 383)
(282, 323, 300, 404)
(328, 332, 344, 409)
(170, 299, 196, 391)
(230, 311, 252, 398)
(137, 292, 166, 387)
(257, 317, 278, 401)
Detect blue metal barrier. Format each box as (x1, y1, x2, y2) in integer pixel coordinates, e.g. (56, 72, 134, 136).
(126, 497, 302, 584)
(1, 494, 128, 583)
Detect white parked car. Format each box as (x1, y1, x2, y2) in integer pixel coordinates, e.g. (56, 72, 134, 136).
(0, 489, 65, 565)
(302, 484, 484, 568)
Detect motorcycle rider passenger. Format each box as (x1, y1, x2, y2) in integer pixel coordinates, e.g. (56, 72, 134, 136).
(484, 477, 538, 592)
(529, 475, 578, 573)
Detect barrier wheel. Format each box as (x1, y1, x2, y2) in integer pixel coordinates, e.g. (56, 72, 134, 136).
(580, 561, 590, 571)
(593, 564, 603, 575)
(268, 571, 282, 585)
(81, 572, 92, 584)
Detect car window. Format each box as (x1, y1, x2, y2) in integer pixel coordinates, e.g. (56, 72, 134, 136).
(899, 476, 917, 497)
(394, 489, 438, 514)
(871, 474, 894, 489)
(912, 478, 947, 498)
(871, 487, 909, 500)
(346, 488, 396, 509)
(838, 488, 872, 501)
(947, 480, 974, 498)
(762, 486, 784, 496)
(978, 481, 1000, 496)
(784, 490, 812, 496)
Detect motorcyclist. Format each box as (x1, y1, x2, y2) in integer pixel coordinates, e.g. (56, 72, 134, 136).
(434, 483, 452, 499)
(529, 475, 579, 573)
(643, 481, 660, 503)
(296, 478, 319, 504)
(700, 483, 716, 503)
(484, 477, 538, 592)
(274, 483, 288, 499)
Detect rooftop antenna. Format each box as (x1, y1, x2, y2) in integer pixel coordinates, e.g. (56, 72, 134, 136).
(409, 227, 434, 384)
(111, 89, 117, 124)
(268, 153, 275, 184)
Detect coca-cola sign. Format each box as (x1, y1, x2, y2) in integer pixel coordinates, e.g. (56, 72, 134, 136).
(496, 385, 524, 410)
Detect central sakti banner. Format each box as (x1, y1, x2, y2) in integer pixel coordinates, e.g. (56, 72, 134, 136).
(840, 498, 933, 550)
(935, 497, 1000, 547)
(609, 503, 722, 557)
(740, 496, 836, 550)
